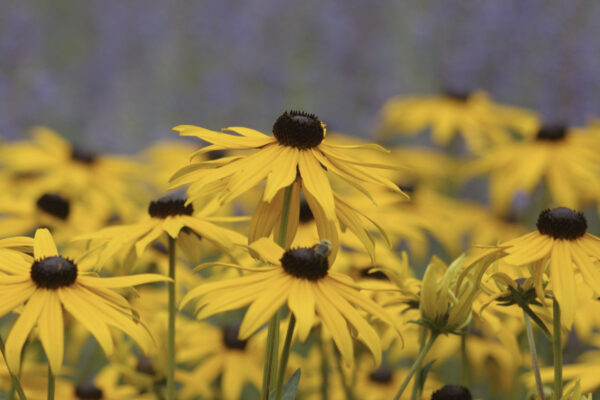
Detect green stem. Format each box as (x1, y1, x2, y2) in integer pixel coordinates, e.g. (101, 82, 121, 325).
(460, 333, 470, 388)
(47, 366, 54, 400)
(523, 310, 545, 400)
(318, 331, 329, 400)
(274, 315, 296, 400)
(0, 335, 27, 400)
(552, 299, 562, 400)
(335, 348, 355, 400)
(261, 184, 295, 400)
(167, 236, 176, 400)
(393, 330, 438, 400)
(410, 328, 428, 400)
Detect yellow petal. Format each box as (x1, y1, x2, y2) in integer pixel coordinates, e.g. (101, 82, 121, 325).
(298, 151, 335, 221)
(248, 238, 285, 265)
(78, 274, 170, 288)
(33, 228, 58, 260)
(5, 290, 47, 374)
(287, 280, 315, 342)
(550, 240, 576, 328)
(38, 292, 64, 374)
(263, 146, 299, 202)
(313, 288, 354, 364)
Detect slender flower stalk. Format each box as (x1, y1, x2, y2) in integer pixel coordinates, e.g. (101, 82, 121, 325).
(167, 236, 176, 400)
(274, 315, 296, 400)
(47, 366, 54, 400)
(335, 348, 355, 400)
(460, 333, 470, 388)
(410, 328, 428, 400)
(261, 184, 294, 399)
(319, 331, 329, 400)
(393, 330, 438, 400)
(523, 310, 545, 400)
(0, 336, 27, 400)
(553, 299, 563, 399)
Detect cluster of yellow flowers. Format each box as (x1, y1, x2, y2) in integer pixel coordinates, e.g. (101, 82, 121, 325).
(1, 92, 600, 400)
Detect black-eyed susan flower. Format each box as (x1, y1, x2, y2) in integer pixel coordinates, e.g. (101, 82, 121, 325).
(464, 124, 600, 214)
(180, 238, 398, 365)
(169, 111, 405, 260)
(68, 365, 155, 400)
(496, 207, 600, 328)
(0, 228, 168, 374)
(177, 324, 264, 400)
(0, 126, 148, 223)
(430, 384, 473, 400)
(76, 197, 246, 268)
(377, 90, 539, 153)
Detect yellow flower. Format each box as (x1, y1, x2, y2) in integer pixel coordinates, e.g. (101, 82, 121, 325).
(464, 124, 600, 214)
(0, 228, 169, 374)
(169, 111, 405, 260)
(378, 90, 539, 152)
(177, 323, 264, 400)
(496, 207, 600, 328)
(180, 238, 397, 365)
(76, 197, 246, 268)
(419, 251, 497, 334)
(0, 126, 147, 222)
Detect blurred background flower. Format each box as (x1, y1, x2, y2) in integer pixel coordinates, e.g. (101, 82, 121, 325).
(1, 0, 600, 150)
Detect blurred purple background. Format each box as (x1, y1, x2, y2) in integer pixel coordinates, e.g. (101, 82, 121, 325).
(1, 0, 599, 152)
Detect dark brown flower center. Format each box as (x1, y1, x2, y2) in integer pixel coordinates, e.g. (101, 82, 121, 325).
(368, 367, 393, 384)
(36, 194, 70, 220)
(359, 266, 389, 281)
(535, 124, 567, 141)
(299, 199, 314, 224)
(75, 382, 103, 399)
(222, 325, 247, 350)
(443, 89, 471, 102)
(280, 242, 330, 281)
(31, 256, 78, 289)
(136, 356, 156, 376)
(71, 147, 97, 164)
(148, 198, 193, 218)
(431, 384, 472, 400)
(536, 207, 587, 240)
(272, 110, 324, 149)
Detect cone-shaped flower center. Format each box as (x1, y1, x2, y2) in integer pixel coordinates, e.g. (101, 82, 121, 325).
(31, 256, 78, 289)
(148, 198, 193, 218)
(222, 325, 248, 350)
(536, 207, 587, 240)
(136, 356, 156, 375)
(272, 110, 324, 149)
(71, 147, 97, 164)
(299, 199, 314, 224)
(36, 193, 70, 220)
(280, 243, 330, 281)
(75, 382, 103, 399)
(535, 124, 567, 141)
(431, 384, 472, 400)
(368, 367, 393, 384)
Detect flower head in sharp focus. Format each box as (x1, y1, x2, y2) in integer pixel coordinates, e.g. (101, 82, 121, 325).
(463, 124, 600, 214)
(496, 207, 600, 328)
(75, 196, 246, 269)
(377, 90, 539, 153)
(180, 238, 398, 365)
(169, 111, 406, 262)
(0, 228, 169, 374)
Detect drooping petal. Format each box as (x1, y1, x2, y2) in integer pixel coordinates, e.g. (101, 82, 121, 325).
(287, 280, 316, 342)
(263, 146, 299, 202)
(248, 238, 285, 265)
(313, 287, 354, 364)
(5, 290, 47, 373)
(298, 151, 335, 221)
(550, 240, 576, 328)
(37, 292, 64, 374)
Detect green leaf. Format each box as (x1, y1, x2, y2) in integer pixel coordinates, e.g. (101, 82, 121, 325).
(270, 368, 301, 400)
(416, 359, 436, 395)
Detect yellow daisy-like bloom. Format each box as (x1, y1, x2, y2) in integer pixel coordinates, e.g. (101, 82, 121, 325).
(464, 124, 600, 214)
(67, 365, 155, 400)
(496, 207, 600, 328)
(76, 197, 246, 268)
(378, 90, 539, 152)
(0, 228, 169, 374)
(180, 238, 397, 365)
(0, 126, 147, 223)
(169, 111, 404, 260)
(177, 323, 264, 400)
